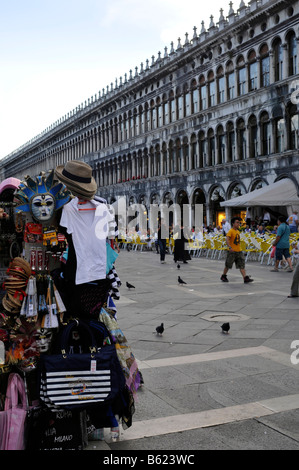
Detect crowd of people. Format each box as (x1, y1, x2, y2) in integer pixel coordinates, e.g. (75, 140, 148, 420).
(118, 208, 299, 297)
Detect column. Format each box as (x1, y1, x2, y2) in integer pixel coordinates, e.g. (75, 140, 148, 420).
(296, 36, 299, 76)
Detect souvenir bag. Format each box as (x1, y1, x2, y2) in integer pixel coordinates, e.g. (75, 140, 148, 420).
(0, 373, 27, 450)
(38, 319, 125, 410)
(25, 406, 88, 451)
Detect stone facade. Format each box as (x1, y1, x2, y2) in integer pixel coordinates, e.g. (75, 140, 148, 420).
(1, 0, 299, 227)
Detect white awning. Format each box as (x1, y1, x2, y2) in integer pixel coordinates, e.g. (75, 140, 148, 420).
(220, 179, 299, 207)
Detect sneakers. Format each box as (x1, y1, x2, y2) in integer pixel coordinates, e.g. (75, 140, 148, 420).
(286, 268, 293, 272)
(221, 274, 254, 283)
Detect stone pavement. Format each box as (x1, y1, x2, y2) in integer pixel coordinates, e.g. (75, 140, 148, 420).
(86, 249, 299, 451)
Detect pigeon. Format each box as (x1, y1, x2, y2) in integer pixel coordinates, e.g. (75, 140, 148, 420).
(177, 263, 180, 269)
(126, 281, 135, 289)
(221, 322, 230, 334)
(178, 276, 186, 285)
(156, 323, 164, 335)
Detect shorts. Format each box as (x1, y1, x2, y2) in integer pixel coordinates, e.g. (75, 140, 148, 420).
(275, 247, 290, 261)
(225, 251, 245, 270)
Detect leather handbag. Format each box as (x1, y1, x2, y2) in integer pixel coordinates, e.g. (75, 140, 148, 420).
(38, 319, 125, 410)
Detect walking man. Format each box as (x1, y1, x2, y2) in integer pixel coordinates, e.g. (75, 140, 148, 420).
(271, 215, 293, 272)
(221, 217, 253, 283)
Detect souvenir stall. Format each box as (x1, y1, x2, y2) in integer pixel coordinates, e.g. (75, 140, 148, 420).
(0, 164, 141, 450)
(0, 178, 21, 283)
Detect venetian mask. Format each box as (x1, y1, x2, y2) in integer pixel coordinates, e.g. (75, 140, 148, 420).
(35, 328, 53, 353)
(15, 170, 71, 222)
(31, 193, 55, 221)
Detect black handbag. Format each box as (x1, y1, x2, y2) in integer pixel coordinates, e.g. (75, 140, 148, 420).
(26, 406, 87, 451)
(38, 320, 125, 411)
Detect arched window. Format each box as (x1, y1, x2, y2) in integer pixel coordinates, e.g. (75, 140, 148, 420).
(182, 137, 189, 170)
(191, 79, 199, 113)
(177, 89, 184, 120)
(155, 144, 161, 176)
(227, 122, 235, 161)
(163, 95, 169, 125)
(190, 133, 197, 169)
(124, 113, 128, 140)
(133, 109, 138, 136)
(260, 111, 270, 155)
(113, 117, 118, 143)
(144, 103, 150, 131)
(237, 55, 246, 96)
(248, 50, 258, 91)
(226, 61, 235, 100)
(138, 105, 144, 134)
(184, 84, 191, 117)
(208, 71, 216, 107)
(287, 31, 297, 76)
(175, 138, 182, 171)
(217, 66, 225, 104)
(207, 128, 215, 166)
(273, 106, 284, 153)
(248, 115, 258, 158)
(150, 100, 156, 129)
(199, 75, 207, 110)
(237, 118, 246, 159)
(168, 140, 175, 173)
(127, 111, 133, 139)
(157, 97, 162, 127)
(273, 37, 283, 81)
(170, 91, 176, 122)
(217, 125, 225, 164)
(199, 131, 206, 167)
(162, 143, 167, 175)
(260, 44, 270, 87)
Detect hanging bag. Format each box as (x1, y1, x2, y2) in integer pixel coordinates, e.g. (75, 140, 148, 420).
(39, 319, 125, 410)
(0, 373, 27, 450)
(270, 245, 276, 258)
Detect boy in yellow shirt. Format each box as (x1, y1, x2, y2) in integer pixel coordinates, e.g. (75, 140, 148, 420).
(220, 217, 254, 283)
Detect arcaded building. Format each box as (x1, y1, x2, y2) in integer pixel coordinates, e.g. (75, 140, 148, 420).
(0, 0, 298, 227)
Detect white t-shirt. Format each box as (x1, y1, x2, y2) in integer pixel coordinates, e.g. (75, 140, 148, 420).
(287, 213, 298, 228)
(60, 198, 113, 285)
(222, 222, 231, 234)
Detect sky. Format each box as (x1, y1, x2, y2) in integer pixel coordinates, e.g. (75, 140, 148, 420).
(0, 0, 230, 160)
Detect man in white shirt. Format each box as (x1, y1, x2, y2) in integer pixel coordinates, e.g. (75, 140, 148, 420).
(222, 219, 231, 236)
(262, 210, 271, 224)
(287, 211, 299, 233)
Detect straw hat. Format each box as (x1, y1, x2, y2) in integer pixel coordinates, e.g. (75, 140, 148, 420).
(2, 296, 20, 314)
(9, 258, 31, 277)
(55, 160, 97, 200)
(7, 292, 23, 307)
